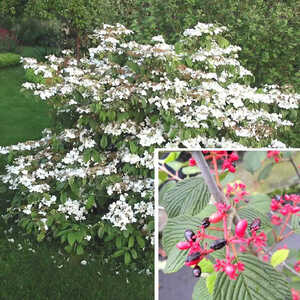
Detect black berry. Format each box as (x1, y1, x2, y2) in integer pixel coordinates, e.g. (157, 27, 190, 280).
(250, 218, 261, 231)
(184, 229, 196, 242)
(201, 217, 210, 229)
(178, 167, 187, 179)
(193, 265, 202, 277)
(210, 239, 227, 251)
(176, 151, 192, 162)
(164, 163, 176, 177)
(186, 252, 201, 263)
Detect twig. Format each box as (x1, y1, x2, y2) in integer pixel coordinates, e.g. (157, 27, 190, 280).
(158, 163, 181, 181)
(191, 151, 226, 204)
(289, 157, 300, 181)
(282, 261, 300, 278)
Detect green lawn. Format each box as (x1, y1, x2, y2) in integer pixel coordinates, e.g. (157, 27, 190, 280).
(0, 65, 52, 146)
(0, 194, 154, 300)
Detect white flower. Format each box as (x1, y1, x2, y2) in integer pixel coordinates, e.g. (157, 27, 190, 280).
(81, 260, 87, 266)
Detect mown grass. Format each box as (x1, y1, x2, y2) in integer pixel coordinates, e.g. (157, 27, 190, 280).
(0, 194, 154, 300)
(0, 65, 52, 146)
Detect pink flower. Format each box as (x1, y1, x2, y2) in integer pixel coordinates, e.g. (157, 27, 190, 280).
(271, 215, 282, 225)
(214, 257, 244, 280)
(267, 151, 280, 163)
(249, 231, 267, 251)
(294, 261, 300, 273)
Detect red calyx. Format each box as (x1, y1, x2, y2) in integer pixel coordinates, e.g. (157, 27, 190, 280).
(235, 219, 248, 238)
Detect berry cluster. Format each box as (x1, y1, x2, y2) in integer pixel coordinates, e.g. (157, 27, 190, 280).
(225, 182, 249, 203)
(267, 150, 281, 163)
(176, 202, 265, 280)
(270, 194, 300, 226)
(189, 151, 239, 173)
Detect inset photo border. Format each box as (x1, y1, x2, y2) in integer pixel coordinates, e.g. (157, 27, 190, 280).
(155, 149, 300, 300)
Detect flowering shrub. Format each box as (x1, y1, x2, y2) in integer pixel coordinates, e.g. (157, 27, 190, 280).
(0, 22, 299, 268)
(159, 151, 300, 299)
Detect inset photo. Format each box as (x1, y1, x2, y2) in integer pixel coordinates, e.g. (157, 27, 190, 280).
(157, 150, 300, 300)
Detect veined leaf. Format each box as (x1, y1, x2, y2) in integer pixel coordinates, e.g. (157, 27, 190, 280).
(206, 272, 217, 295)
(193, 278, 212, 300)
(243, 151, 267, 174)
(164, 177, 210, 218)
(159, 180, 176, 208)
(246, 194, 271, 214)
(164, 246, 188, 273)
(258, 162, 274, 181)
(213, 254, 291, 300)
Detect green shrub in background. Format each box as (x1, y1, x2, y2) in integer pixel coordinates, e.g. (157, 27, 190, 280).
(0, 52, 20, 68)
(100, 0, 300, 91)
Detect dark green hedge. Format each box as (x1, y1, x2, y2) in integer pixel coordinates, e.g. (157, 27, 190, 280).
(100, 0, 300, 91)
(0, 52, 20, 68)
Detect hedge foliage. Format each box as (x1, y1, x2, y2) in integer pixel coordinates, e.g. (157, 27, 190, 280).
(100, 0, 300, 91)
(0, 52, 20, 68)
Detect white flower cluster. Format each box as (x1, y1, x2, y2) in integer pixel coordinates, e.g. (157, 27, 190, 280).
(57, 198, 87, 221)
(102, 194, 137, 231)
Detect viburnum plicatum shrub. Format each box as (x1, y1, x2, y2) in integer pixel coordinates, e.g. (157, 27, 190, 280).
(17, 23, 300, 147)
(159, 151, 300, 300)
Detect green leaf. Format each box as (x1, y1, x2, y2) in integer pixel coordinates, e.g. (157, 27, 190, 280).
(37, 232, 45, 242)
(126, 60, 140, 73)
(258, 163, 274, 181)
(220, 171, 235, 187)
(98, 225, 105, 239)
(136, 235, 145, 249)
(0, 183, 7, 194)
(185, 57, 193, 68)
(246, 194, 271, 214)
(206, 272, 217, 295)
(124, 252, 131, 265)
(164, 152, 179, 163)
(291, 214, 300, 234)
(164, 246, 188, 273)
(129, 141, 138, 154)
(112, 249, 125, 258)
(116, 236, 122, 249)
(192, 278, 212, 300)
(182, 166, 201, 175)
(164, 177, 210, 218)
(64, 245, 73, 253)
(130, 248, 138, 259)
(128, 236, 134, 248)
(271, 249, 290, 267)
(100, 135, 108, 148)
(159, 180, 177, 207)
(85, 195, 95, 210)
(76, 245, 84, 255)
(198, 258, 214, 273)
(159, 170, 168, 182)
(213, 254, 291, 300)
(243, 151, 267, 174)
(68, 232, 77, 247)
